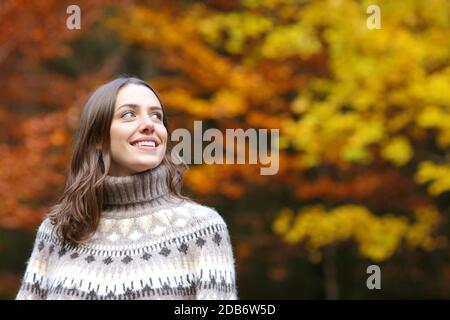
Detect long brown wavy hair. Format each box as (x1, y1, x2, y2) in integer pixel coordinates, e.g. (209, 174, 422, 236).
(48, 77, 190, 245)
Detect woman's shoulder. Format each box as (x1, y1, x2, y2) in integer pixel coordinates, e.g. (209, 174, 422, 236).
(34, 216, 59, 241)
(174, 199, 229, 228)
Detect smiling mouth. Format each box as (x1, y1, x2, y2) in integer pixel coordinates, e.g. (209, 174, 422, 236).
(130, 141, 160, 152)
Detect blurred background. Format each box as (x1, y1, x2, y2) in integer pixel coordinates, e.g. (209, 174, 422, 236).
(1, 0, 449, 299)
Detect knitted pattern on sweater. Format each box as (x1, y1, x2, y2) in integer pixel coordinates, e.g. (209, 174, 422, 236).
(16, 165, 238, 300)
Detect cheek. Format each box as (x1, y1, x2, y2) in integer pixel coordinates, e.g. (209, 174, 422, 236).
(157, 125, 168, 142)
(110, 125, 130, 148)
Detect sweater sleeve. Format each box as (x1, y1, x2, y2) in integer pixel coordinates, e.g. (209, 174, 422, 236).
(194, 210, 238, 300)
(15, 220, 51, 300)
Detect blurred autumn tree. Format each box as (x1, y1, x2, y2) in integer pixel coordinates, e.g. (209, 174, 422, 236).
(0, 0, 116, 228)
(1, 0, 449, 299)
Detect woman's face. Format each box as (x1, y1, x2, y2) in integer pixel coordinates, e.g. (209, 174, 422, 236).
(108, 84, 167, 176)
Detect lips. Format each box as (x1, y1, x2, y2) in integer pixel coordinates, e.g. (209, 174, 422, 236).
(129, 137, 161, 153)
(131, 142, 158, 151)
(132, 141, 156, 148)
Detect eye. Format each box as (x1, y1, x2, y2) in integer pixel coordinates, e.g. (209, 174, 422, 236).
(121, 110, 135, 119)
(151, 112, 163, 121)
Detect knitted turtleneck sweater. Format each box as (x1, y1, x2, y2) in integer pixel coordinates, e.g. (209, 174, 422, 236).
(16, 164, 238, 300)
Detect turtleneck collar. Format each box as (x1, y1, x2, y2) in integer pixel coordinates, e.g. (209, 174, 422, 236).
(101, 164, 185, 219)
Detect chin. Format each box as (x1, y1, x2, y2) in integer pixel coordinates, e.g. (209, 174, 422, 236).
(143, 160, 164, 170)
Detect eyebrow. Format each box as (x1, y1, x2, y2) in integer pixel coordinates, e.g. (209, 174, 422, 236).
(117, 104, 163, 112)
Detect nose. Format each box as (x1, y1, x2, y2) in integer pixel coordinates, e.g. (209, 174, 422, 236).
(138, 115, 155, 133)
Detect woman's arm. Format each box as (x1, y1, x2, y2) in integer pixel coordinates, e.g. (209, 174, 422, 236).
(16, 221, 51, 300)
(194, 215, 238, 300)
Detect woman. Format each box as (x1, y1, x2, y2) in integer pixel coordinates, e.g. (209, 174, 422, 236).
(16, 77, 238, 300)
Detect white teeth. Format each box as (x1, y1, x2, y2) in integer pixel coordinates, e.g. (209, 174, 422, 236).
(133, 141, 156, 147)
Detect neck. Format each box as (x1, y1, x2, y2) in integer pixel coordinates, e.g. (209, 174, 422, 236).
(101, 164, 185, 219)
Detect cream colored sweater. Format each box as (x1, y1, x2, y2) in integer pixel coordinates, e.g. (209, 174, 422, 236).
(16, 164, 238, 300)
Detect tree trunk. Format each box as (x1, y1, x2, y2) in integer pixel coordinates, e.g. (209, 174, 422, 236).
(323, 245, 339, 299)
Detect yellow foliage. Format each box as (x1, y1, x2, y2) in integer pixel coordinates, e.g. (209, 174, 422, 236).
(273, 204, 445, 262)
(416, 105, 450, 148)
(197, 12, 273, 54)
(415, 162, 450, 196)
(211, 90, 247, 117)
(272, 207, 294, 234)
(381, 136, 413, 166)
(274, 0, 450, 168)
(261, 24, 321, 59)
